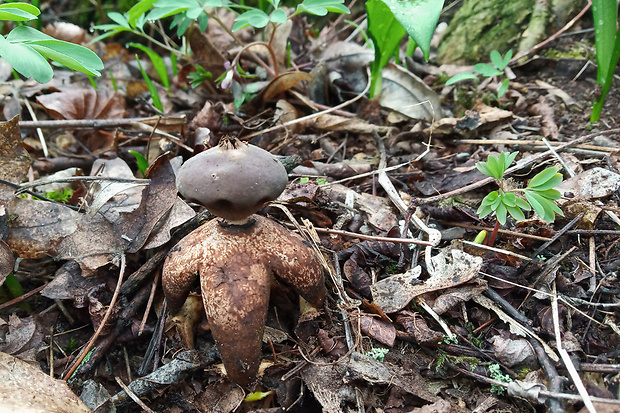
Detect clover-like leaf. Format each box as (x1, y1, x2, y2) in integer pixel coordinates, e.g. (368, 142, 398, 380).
(0, 3, 40, 22)
(233, 9, 270, 30)
(515, 196, 531, 211)
(476, 161, 496, 179)
(527, 167, 560, 189)
(495, 202, 507, 225)
(502, 192, 517, 207)
(503, 49, 513, 68)
(525, 191, 547, 220)
(445, 72, 478, 86)
(497, 78, 510, 98)
(506, 205, 526, 221)
(295, 0, 350, 16)
(526, 191, 562, 222)
(490, 50, 503, 71)
(534, 188, 562, 200)
(480, 191, 499, 206)
(503, 151, 518, 170)
(477, 203, 494, 219)
(474, 62, 503, 77)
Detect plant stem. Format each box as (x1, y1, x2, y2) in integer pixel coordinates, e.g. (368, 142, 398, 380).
(487, 220, 500, 247)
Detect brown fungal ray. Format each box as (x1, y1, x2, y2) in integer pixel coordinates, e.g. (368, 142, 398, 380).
(162, 214, 326, 387)
(162, 242, 200, 316)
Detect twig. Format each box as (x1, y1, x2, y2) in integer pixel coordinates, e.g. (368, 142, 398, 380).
(62, 254, 127, 381)
(510, 0, 592, 63)
(543, 138, 575, 177)
(0, 283, 48, 311)
(551, 284, 596, 413)
(436, 221, 552, 242)
(114, 377, 156, 413)
(462, 240, 532, 261)
(23, 98, 49, 157)
(418, 128, 620, 205)
(18, 115, 187, 130)
(455, 138, 619, 154)
(287, 224, 435, 246)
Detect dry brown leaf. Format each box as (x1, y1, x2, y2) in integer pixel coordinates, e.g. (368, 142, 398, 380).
(37, 87, 126, 120)
(528, 96, 559, 139)
(379, 63, 445, 121)
(0, 352, 90, 413)
(0, 116, 32, 202)
(371, 249, 482, 314)
(358, 315, 396, 347)
(260, 71, 313, 103)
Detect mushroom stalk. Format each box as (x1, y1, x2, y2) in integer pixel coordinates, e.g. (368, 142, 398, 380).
(163, 215, 325, 387)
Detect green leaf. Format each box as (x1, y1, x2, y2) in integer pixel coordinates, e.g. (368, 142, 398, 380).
(0, 35, 53, 82)
(376, 0, 443, 61)
(534, 188, 561, 200)
(525, 191, 561, 222)
(515, 197, 531, 211)
(445, 72, 478, 85)
(128, 42, 169, 89)
(476, 161, 496, 179)
(480, 191, 499, 206)
(527, 167, 558, 189)
(484, 154, 504, 180)
(129, 150, 149, 175)
(474, 63, 503, 77)
(128, 0, 156, 28)
(503, 49, 513, 68)
(495, 203, 507, 225)
(295, 0, 350, 16)
(506, 205, 525, 221)
(477, 203, 494, 219)
(490, 50, 503, 70)
(233, 9, 270, 30)
(366, 0, 406, 98)
(146, 6, 187, 20)
(525, 191, 546, 220)
(6, 27, 103, 77)
(108, 12, 131, 28)
(502, 192, 517, 207)
(504, 151, 518, 170)
(497, 78, 510, 98)
(135, 54, 163, 113)
(270, 8, 287, 24)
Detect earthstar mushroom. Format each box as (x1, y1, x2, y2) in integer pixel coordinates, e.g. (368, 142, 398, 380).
(163, 137, 326, 387)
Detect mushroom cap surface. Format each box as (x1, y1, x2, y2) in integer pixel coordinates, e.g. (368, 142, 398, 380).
(176, 137, 288, 222)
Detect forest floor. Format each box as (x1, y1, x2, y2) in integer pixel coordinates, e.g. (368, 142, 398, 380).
(1, 3, 620, 413)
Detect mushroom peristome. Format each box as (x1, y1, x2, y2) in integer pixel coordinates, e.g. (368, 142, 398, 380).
(163, 137, 326, 387)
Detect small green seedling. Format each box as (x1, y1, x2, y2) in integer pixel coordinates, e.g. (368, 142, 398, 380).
(476, 151, 563, 225)
(446, 50, 512, 101)
(488, 363, 511, 395)
(366, 347, 389, 361)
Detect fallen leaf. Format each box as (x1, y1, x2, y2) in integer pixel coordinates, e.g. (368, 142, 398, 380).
(0, 116, 32, 202)
(0, 352, 90, 413)
(371, 249, 482, 313)
(260, 71, 313, 103)
(359, 315, 396, 347)
(556, 167, 620, 199)
(380, 63, 445, 121)
(37, 87, 126, 121)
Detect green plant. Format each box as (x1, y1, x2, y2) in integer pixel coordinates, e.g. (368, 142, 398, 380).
(366, 0, 444, 98)
(488, 363, 511, 395)
(438, 333, 458, 345)
(365, 347, 389, 361)
(446, 50, 512, 102)
(590, 0, 620, 122)
(93, 0, 349, 89)
(0, 3, 103, 83)
(476, 151, 563, 225)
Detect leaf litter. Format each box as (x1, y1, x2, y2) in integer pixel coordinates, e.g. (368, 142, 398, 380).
(0, 3, 619, 413)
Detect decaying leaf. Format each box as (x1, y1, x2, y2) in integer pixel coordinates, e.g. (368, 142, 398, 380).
(260, 71, 313, 103)
(359, 315, 396, 347)
(0, 116, 32, 202)
(37, 87, 126, 121)
(371, 249, 482, 314)
(379, 63, 445, 121)
(556, 167, 620, 200)
(0, 352, 90, 413)
(489, 334, 538, 368)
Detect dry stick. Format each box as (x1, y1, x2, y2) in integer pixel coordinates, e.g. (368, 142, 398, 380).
(244, 70, 372, 140)
(23, 98, 49, 157)
(0, 283, 48, 311)
(296, 225, 435, 246)
(115, 377, 157, 413)
(418, 128, 620, 206)
(62, 254, 127, 381)
(551, 284, 596, 413)
(509, 0, 592, 63)
(450, 363, 620, 407)
(18, 116, 187, 130)
(437, 221, 552, 242)
(456, 138, 618, 154)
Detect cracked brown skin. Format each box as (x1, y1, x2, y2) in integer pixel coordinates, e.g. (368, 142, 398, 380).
(162, 214, 326, 387)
